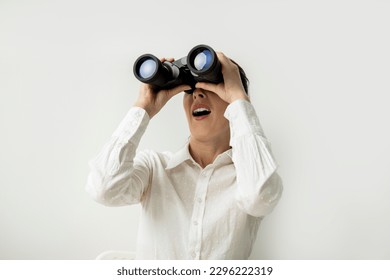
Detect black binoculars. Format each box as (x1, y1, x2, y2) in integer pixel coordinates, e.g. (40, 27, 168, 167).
(133, 44, 222, 94)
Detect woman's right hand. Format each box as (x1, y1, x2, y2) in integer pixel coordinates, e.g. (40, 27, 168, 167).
(134, 57, 191, 119)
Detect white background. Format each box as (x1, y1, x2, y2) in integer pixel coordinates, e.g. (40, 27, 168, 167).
(1, 0, 389, 259)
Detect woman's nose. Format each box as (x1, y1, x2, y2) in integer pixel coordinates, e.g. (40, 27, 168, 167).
(192, 89, 205, 99)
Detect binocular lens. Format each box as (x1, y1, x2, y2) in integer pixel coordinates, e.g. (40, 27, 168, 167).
(194, 50, 213, 71)
(138, 59, 157, 79)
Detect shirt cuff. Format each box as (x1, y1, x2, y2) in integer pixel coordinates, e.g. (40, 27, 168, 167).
(224, 99, 265, 139)
(112, 106, 150, 145)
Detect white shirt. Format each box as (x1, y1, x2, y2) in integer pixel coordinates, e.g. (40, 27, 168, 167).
(86, 99, 283, 260)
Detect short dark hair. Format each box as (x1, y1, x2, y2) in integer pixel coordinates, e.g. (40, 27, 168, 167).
(230, 59, 249, 95)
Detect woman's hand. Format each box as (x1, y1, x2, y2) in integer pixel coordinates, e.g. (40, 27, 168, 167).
(194, 52, 249, 104)
(134, 57, 191, 118)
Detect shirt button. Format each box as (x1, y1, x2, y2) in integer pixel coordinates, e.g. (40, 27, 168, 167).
(193, 221, 198, 226)
(197, 198, 202, 203)
(192, 252, 196, 258)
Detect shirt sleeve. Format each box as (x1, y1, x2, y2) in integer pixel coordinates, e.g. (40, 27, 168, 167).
(224, 99, 283, 217)
(85, 107, 152, 206)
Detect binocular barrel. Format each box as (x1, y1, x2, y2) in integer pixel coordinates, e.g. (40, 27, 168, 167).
(133, 44, 223, 93)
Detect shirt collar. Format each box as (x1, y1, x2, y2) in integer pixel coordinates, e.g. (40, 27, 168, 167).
(165, 142, 233, 170)
(165, 143, 193, 170)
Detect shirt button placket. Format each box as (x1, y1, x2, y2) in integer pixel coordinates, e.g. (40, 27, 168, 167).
(189, 167, 213, 260)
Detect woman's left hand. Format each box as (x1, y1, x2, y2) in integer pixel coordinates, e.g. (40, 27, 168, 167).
(194, 52, 249, 104)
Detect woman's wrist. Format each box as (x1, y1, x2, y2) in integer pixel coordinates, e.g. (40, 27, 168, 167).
(134, 101, 155, 118)
(229, 91, 250, 103)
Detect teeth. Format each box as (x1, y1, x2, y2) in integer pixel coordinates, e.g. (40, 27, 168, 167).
(193, 108, 210, 113)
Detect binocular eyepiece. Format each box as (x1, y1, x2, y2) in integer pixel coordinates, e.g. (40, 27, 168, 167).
(133, 44, 222, 94)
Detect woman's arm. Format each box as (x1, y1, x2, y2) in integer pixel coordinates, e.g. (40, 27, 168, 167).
(225, 100, 283, 217)
(86, 107, 152, 206)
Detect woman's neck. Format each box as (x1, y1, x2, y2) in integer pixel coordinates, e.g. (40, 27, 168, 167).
(188, 135, 230, 168)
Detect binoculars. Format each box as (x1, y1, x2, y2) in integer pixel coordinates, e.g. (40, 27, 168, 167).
(133, 44, 222, 94)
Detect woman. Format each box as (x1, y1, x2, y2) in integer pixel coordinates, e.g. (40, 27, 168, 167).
(86, 51, 283, 259)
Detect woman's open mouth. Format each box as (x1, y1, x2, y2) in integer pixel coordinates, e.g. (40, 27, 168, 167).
(192, 107, 211, 117)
